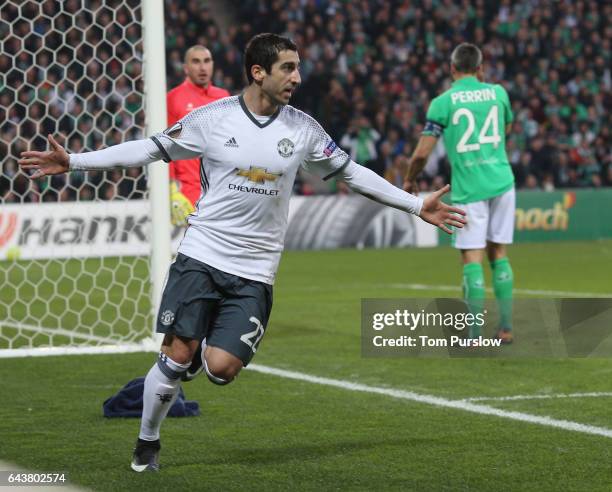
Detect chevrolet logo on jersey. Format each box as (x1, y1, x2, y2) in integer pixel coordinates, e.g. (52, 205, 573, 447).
(235, 166, 283, 184)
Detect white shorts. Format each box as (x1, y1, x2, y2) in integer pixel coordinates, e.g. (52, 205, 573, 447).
(453, 188, 515, 250)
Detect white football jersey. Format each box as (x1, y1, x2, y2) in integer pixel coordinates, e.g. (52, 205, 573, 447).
(151, 95, 350, 284)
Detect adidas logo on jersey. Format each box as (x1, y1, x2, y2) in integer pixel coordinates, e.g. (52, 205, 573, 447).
(224, 137, 239, 148)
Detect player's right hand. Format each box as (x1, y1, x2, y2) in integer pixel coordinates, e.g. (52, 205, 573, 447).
(170, 181, 195, 226)
(18, 134, 70, 178)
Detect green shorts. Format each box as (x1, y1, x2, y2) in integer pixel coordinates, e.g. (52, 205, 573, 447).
(156, 253, 273, 366)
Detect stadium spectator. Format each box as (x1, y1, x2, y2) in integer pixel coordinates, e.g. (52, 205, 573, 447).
(384, 154, 408, 188)
(340, 116, 382, 174)
(524, 174, 540, 190)
(375, 141, 394, 177)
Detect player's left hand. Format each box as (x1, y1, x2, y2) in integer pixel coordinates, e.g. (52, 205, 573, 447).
(419, 184, 466, 234)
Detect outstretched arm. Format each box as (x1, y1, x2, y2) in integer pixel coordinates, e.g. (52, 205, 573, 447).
(19, 134, 162, 178)
(403, 134, 438, 193)
(338, 161, 466, 234)
(302, 117, 463, 233)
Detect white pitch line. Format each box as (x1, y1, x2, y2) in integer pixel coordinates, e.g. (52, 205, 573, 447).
(463, 392, 612, 402)
(248, 364, 612, 439)
(386, 283, 612, 298)
(291, 283, 612, 298)
(1, 322, 122, 344)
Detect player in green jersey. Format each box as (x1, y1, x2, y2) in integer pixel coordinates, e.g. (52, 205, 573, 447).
(405, 43, 514, 343)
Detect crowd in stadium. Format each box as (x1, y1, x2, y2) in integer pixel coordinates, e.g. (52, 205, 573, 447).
(1, 0, 146, 202)
(165, 0, 611, 194)
(1, 0, 610, 203)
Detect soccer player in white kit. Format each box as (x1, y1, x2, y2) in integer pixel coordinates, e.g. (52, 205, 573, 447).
(19, 33, 466, 472)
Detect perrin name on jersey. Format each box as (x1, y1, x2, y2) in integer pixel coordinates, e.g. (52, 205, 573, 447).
(450, 88, 497, 104)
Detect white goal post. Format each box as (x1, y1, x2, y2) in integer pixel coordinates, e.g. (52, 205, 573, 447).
(0, 0, 170, 357)
(143, 0, 171, 350)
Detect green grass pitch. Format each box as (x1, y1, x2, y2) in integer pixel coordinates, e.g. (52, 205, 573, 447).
(1, 240, 611, 490)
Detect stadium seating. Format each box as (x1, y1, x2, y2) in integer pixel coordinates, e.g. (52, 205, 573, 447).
(1, 0, 609, 203)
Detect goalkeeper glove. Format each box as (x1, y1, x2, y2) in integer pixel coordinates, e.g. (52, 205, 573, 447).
(170, 182, 195, 226)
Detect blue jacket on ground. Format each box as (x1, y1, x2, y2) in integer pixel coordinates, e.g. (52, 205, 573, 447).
(103, 377, 200, 418)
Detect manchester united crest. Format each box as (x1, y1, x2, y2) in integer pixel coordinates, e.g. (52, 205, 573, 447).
(160, 310, 175, 326)
(277, 138, 295, 158)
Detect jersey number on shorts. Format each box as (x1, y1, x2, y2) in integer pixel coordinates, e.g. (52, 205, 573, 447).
(240, 316, 265, 353)
(452, 106, 501, 153)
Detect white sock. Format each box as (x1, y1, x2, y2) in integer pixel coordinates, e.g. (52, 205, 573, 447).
(139, 352, 190, 441)
(200, 337, 208, 361)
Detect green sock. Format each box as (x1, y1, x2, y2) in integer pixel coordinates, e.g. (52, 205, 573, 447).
(462, 262, 485, 338)
(491, 257, 513, 330)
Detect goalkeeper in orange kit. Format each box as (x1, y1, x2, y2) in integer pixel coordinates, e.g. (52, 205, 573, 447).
(167, 45, 229, 224)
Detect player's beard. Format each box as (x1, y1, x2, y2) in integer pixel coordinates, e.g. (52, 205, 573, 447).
(277, 86, 296, 105)
(263, 88, 290, 107)
(195, 75, 210, 87)
(260, 79, 296, 107)
(281, 91, 293, 105)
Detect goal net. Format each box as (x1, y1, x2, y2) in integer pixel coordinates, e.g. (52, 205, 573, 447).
(0, 0, 168, 356)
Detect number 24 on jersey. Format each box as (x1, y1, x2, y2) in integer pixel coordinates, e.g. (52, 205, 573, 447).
(452, 106, 501, 153)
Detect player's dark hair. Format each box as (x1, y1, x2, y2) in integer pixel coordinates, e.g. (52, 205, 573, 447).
(244, 33, 298, 84)
(451, 43, 483, 73)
